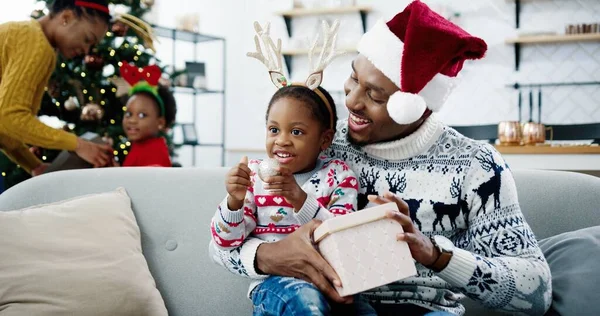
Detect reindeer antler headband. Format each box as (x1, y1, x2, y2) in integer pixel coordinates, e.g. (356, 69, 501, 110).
(247, 20, 344, 129)
(109, 61, 165, 116)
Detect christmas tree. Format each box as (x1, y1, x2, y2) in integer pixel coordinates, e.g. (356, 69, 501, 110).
(0, 0, 176, 192)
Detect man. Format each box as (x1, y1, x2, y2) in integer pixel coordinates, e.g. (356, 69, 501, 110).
(210, 1, 552, 315)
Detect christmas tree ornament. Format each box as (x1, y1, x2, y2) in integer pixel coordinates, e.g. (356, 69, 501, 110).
(111, 21, 129, 36)
(30, 9, 44, 19)
(102, 133, 114, 147)
(84, 54, 104, 71)
(64, 96, 80, 111)
(258, 158, 281, 181)
(46, 80, 61, 99)
(80, 103, 104, 121)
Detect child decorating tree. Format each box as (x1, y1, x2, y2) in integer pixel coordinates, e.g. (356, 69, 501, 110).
(112, 62, 177, 167)
(210, 21, 376, 315)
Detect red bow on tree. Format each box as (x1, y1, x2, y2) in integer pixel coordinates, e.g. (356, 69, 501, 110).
(120, 61, 162, 87)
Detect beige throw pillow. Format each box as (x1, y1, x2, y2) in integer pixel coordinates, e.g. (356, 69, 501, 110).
(0, 188, 167, 316)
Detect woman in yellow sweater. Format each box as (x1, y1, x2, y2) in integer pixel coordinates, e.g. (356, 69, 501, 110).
(0, 0, 112, 176)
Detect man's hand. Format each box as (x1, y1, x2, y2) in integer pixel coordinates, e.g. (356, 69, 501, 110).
(256, 219, 353, 304)
(368, 192, 439, 267)
(263, 166, 307, 210)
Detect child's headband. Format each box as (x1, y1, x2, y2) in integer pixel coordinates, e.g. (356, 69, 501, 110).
(74, 1, 110, 14)
(247, 20, 344, 129)
(109, 61, 165, 116)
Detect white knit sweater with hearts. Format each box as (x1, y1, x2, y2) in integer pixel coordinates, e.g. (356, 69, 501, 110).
(211, 157, 358, 250)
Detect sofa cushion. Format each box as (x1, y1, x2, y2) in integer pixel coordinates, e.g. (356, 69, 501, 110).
(539, 226, 600, 316)
(0, 188, 167, 316)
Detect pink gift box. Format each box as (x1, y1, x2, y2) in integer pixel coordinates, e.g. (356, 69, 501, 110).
(314, 202, 417, 297)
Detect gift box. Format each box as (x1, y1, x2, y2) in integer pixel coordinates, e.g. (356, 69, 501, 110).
(313, 202, 417, 297)
(43, 132, 103, 174)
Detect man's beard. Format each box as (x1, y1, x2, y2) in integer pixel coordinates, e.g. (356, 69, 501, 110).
(346, 132, 369, 147)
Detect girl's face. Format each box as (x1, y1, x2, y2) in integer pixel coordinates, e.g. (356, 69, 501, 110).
(123, 94, 165, 142)
(266, 97, 333, 174)
(53, 10, 107, 59)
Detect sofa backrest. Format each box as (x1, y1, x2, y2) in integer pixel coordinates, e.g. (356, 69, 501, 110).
(510, 169, 600, 239)
(1, 168, 599, 315)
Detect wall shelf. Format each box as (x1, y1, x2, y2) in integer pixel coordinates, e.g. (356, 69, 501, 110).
(282, 46, 357, 75)
(152, 25, 227, 167)
(507, 0, 600, 71)
(276, 6, 371, 37)
(506, 33, 600, 44)
(495, 145, 600, 155)
(507, 33, 600, 71)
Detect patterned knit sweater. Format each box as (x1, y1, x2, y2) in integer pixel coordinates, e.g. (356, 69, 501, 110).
(211, 157, 358, 292)
(0, 20, 78, 174)
(210, 116, 552, 315)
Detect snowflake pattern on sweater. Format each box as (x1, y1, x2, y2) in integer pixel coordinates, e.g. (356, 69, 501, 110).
(211, 157, 358, 250)
(209, 116, 552, 315)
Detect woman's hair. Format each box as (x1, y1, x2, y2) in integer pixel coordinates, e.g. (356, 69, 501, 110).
(49, 0, 111, 25)
(267, 85, 337, 133)
(133, 85, 178, 128)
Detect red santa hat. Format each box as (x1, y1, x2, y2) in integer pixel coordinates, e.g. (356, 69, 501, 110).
(357, 0, 488, 124)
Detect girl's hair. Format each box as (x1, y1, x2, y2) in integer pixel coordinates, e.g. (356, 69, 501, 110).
(133, 85, 178, 128)
(49, 0, 111, 25)
(267, 85, 337, 133)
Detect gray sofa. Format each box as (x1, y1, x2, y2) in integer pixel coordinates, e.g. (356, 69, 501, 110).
(1, 168, 599, 315)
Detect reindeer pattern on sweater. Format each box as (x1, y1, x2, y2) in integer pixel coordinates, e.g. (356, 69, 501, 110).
(322, 121, 551, 314)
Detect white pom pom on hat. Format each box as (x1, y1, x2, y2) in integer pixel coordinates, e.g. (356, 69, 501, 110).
(387, 91, 427, 125)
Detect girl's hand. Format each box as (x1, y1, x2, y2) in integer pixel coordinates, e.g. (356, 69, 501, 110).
(225, 156, 251, 210)
(263, 166, 307, 211)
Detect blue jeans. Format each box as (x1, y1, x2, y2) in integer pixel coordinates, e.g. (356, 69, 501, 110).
(251, 276, 455, 316)
(251, 276, 376, 316)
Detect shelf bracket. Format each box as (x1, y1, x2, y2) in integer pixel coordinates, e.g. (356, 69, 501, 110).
(514, 43, 521, 71)
(283, 15, 292, 37)
(515, 0, 521, 28)
(359, 10, 368, 33)
(283, 54, 293, 78)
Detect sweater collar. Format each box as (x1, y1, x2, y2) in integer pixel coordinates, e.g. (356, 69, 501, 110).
(357, 115, 444, 160)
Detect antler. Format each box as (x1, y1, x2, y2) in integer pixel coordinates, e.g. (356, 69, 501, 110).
(305, 20, 345, 89)
(450, 177, 462, 198)
(247, 21, 288, 88)
(475, 148, 495, 172)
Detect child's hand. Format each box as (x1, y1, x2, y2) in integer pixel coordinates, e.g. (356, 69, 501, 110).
(263, 166, 308, 211)
(226, 156, 251, 210)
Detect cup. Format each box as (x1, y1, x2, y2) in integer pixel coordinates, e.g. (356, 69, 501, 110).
(498, 121, 523, 146)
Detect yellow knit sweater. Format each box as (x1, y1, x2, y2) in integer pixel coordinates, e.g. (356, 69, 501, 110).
(0, 19, 77, 174)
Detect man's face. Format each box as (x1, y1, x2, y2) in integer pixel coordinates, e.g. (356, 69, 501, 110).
(343, 55, 425, 145)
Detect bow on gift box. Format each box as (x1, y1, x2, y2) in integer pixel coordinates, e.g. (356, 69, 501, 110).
(109, 61, 165, 116)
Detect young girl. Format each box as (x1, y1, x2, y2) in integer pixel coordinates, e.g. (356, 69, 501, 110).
(117, 63, 177, 167)
(0, 0, 113, 175)
(211, 20, 375, 315)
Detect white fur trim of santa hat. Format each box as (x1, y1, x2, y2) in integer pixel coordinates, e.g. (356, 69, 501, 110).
(357, 19, 458, 123)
